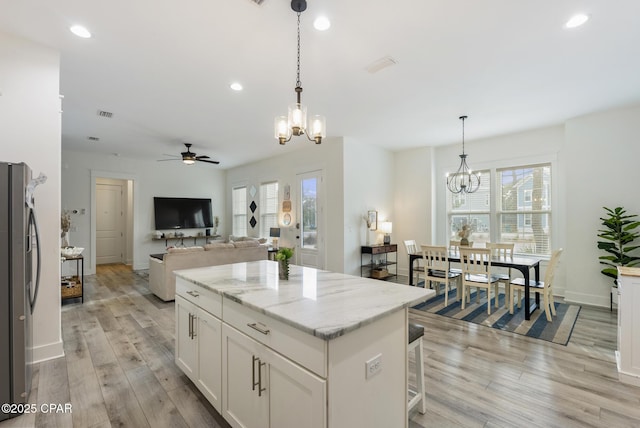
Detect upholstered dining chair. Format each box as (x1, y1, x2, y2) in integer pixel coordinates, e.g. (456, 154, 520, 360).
(420, 245, 461, 307)
(485, 242, 515, 306)
(509, 248, 563, 322)
(404, 240, 424, 285)
(460, 247, 501, 314)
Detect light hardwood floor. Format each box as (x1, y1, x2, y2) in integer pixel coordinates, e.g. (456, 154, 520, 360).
(1, 264, 638, 428)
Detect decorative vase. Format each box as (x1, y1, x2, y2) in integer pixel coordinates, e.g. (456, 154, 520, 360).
(61, 231, 69, 248)
(460, 237, 469, 246)
(278, 260, 290, 280)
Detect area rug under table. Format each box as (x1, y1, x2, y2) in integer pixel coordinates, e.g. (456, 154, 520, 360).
(412, 287, 581, 346)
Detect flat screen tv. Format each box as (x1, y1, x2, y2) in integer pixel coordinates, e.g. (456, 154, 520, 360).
(154, 197, 213, 230)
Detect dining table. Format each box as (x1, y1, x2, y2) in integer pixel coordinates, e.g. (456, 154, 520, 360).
(408, 250, 542, 320)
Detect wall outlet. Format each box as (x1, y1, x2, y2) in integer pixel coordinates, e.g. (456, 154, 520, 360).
(365, 353, 382, 379)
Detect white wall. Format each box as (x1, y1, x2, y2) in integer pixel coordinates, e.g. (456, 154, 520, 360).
(564, 104, 640, 306)
(61, 150, 226, 273)
(343, 140, 396, 276)
(0, 32, 63, 362)
(392, 147, 435, 277)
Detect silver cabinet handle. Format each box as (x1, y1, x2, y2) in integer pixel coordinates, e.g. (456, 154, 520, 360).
(191, 314, 197, 339)
(188, 313, 192, 339)
(258, 359, 266, 397)
(186, 290, 200, 298)
(252, 355, 259, 391)
(247, 322, 270, 335)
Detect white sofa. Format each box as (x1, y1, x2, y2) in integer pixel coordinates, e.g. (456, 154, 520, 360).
(148, 241, 268, 301)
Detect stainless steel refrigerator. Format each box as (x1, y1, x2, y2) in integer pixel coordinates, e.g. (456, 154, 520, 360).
(0, 162, 44, 421)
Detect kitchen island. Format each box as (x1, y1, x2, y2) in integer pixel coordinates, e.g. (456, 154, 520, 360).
(174, 260, 434, 428)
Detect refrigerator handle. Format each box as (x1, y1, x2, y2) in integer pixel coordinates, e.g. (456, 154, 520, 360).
(28, 208, 41, 314)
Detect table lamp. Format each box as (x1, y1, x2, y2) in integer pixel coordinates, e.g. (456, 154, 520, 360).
(270, 227, 281, 249)
(380, 221, 392, 245)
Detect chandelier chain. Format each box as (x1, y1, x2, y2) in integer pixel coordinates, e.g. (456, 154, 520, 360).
(296, 12, 302, 88)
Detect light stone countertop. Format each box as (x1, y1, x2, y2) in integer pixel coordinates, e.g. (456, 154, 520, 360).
(174, 260, 434, 340)
(618, 266, 640, 277)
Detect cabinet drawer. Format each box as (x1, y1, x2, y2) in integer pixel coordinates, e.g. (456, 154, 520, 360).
(369, 245, 397, 254)
(223, 298, 327, 378)
(176, 277, 222, 318)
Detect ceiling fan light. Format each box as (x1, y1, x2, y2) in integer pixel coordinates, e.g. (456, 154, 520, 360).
(183, 159, 195, 165)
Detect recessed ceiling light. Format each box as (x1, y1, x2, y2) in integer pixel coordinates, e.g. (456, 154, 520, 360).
(313, 16, 331, 31)
(565, 14, 589, 29)
(70, 25, 92, 38)
(230, 82, 243, 91)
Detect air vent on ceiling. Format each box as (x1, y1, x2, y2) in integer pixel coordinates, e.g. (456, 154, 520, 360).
(97, 110, 113, 118)
(87, 136, 100, 141)
(365, 56, 397, 74)
(248, 0, 266, 4)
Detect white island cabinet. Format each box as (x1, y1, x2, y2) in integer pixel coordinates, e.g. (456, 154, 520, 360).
(175, 261, 434, 428)
(617, 266, 640, 386)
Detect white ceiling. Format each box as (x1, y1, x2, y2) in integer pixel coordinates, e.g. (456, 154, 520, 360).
(2, 0, 640, 168)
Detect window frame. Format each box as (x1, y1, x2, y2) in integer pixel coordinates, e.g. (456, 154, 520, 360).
(232, 186, 247, 237)
(259, 181, 279, 239)
(444, 159, 555, 257)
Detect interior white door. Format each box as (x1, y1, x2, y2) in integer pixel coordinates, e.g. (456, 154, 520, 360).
(295, 170, 324, 269)
(96, 182, 124, 264)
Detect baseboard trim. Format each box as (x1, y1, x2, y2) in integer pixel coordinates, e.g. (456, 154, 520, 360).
(33, 340, 64, 364)
(564, 290, 609, 308)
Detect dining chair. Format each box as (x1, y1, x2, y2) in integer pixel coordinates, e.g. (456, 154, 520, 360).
(420, 245, 461, 306)
(509, 248, 563, 321)
(404, 240, 425, 285)
(460, 247, 501, 314)
(485, 242, 515, 306)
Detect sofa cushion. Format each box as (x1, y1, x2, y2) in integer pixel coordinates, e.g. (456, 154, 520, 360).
(167, 246, 204, 253)
(204, 242, 235, 250)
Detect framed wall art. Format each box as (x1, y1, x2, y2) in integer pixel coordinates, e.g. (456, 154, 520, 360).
(368, 210, 378, 231)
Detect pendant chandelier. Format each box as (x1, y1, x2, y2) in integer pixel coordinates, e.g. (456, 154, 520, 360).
(274, 0, 326, 145)
(446, 115, 481, 194)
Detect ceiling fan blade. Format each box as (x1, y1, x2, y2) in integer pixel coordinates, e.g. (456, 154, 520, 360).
(157, 159, 180, 162)
(196, 155, 210, 159)
(197, 159, 220, 164)
(161, 153, 181, 158)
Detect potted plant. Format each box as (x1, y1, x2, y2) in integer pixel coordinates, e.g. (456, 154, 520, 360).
(597, 207, 640, 290)
(275, 247, 294, 280)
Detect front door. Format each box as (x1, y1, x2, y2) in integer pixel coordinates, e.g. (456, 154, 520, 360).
(295, 170, 324, 269)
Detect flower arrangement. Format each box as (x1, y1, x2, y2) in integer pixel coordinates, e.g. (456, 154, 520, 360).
(61, 210, 71, 247)
(61, 210, 71, 233)
(363, 214, 372, 229)
(457, 224, 471, 240)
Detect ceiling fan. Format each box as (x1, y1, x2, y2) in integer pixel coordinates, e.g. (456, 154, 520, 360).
(158, 143, 220, 165)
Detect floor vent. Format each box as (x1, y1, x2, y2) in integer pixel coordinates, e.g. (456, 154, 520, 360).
(87, 136, 100, 141)
(97, 110, 114, 118)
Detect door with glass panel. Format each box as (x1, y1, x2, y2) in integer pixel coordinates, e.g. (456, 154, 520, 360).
(295, 170, 324, 269)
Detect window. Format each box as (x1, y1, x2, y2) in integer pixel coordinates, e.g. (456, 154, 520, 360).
(232, 186, 247, 237)
(447, 170, 491, 248)
(446, 162, 552, 256)
(259, 181, 279, 238)
(498, 164, 551, 255)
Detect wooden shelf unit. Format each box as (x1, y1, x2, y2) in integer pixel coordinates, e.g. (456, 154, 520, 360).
(361, 244, 397, 280)
(61, 254, 84, 303)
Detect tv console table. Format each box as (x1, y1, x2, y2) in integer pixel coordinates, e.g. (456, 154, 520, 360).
(152, 235, 221, 247)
